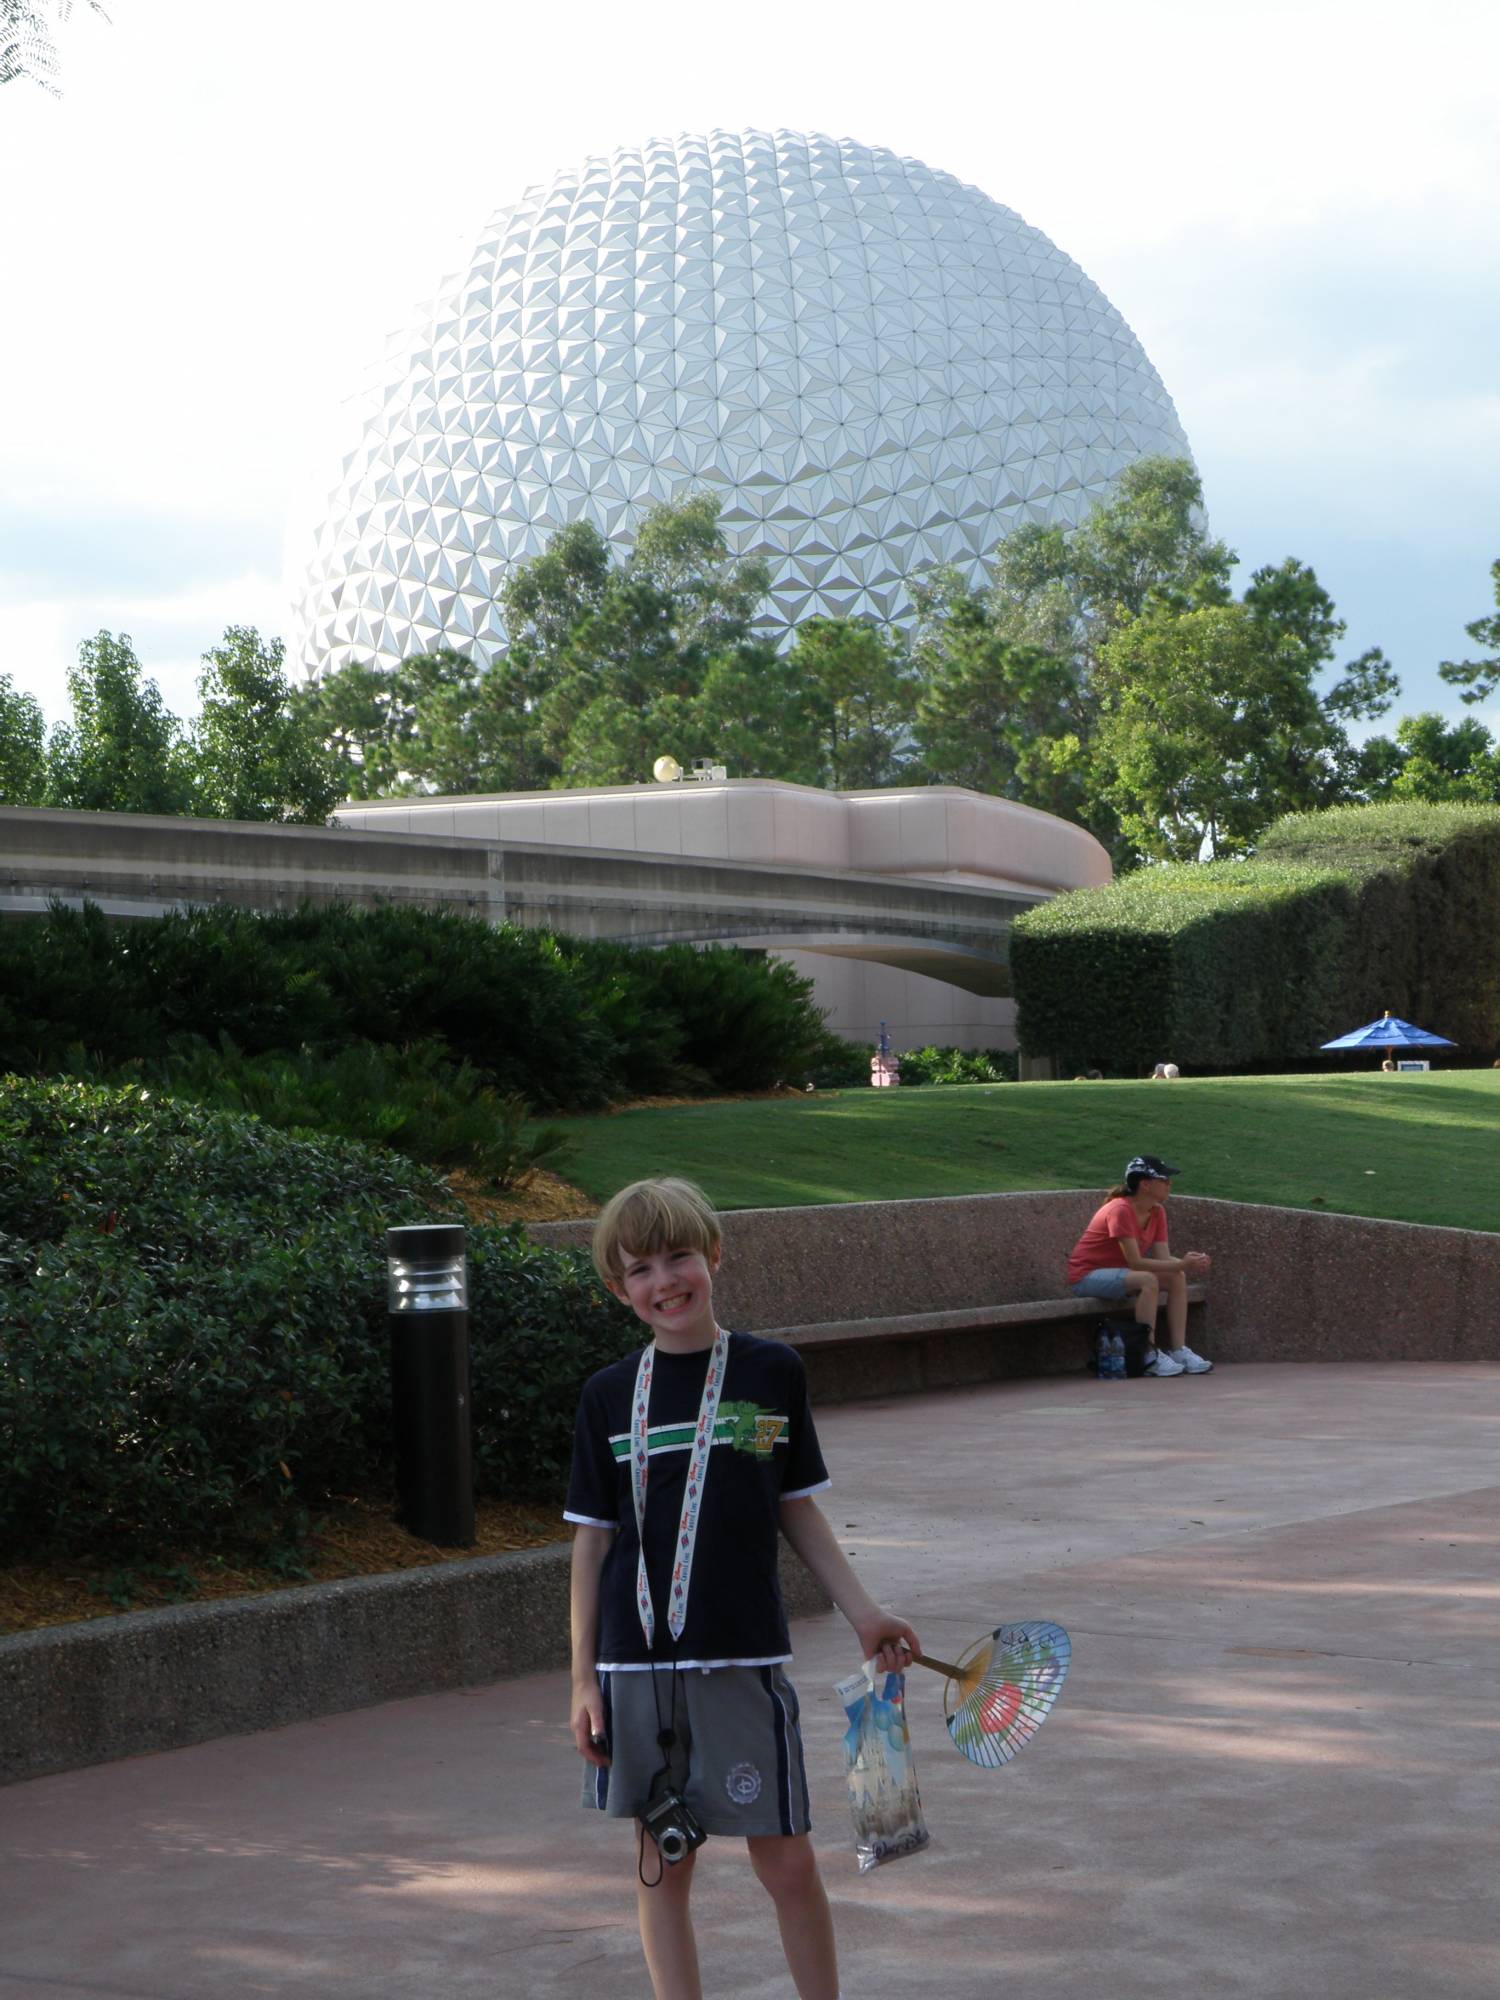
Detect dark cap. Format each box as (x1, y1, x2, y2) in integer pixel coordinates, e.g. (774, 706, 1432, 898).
(1125, 1154, 1180, 1186)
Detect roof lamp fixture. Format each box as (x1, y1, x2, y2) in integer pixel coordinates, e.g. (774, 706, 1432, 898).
(653, 755, 683, 783)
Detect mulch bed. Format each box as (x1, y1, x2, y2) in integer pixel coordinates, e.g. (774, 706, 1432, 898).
(1, 1495, 570, 1638)
(446, 1165, 597, 1224)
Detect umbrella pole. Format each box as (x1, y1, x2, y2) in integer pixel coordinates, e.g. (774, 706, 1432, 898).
(912, 1651, 967, 1679)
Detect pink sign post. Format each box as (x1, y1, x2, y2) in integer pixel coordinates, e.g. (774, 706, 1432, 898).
(870, 1020, 901, 1087)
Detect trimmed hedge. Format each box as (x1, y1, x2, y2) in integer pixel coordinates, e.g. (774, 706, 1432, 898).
(1011, 804, 1500, 1074)
(0, 1078, 635, 1563)
(1261, 804, 1500, 1054)
(0, 901, 830, 1112)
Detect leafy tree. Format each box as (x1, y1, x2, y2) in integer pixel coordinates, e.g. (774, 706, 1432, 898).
(1093, 581, 1397, 863)
(1, 0, 107, 94)
(46, 630, 193, 815)
(1344, 732, 1405, 800)
(905, 457, 1239, 847)
(293, 648, 484, 798)
(297, 504, 775, 798)
(1355, 712, 1500, 804)
(692, 645, 824, 785)
(530, 498, 775, 781)
(295, 498, 791, 795)
(499, 517, 614, 690)
(1093, 603, 1296, 860)
(988, 454, 1235, 672)
(911, 573, 1089, 815)
(466, 495, 785, 790)
(628, 493, 772, 658)
(961, 484, 1399, 864)
(0, 673, 48, 804)
(1438, 558, 1500, 707)
(533, 573, 694, 774)
(783, 616, 915, 789)
(1242, 558, 1398, 722)
(1233, 557, 1398, 825)
(417, 656, 560, 794)
(189, 626, 342, 824)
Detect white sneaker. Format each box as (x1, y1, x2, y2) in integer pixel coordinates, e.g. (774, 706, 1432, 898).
(1169, 1345, 1214, 1374)
(1147, 1348, 1185, 1376)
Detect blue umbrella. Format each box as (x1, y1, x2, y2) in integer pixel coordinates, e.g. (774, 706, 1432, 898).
(1321, 1010, 1456, 1051)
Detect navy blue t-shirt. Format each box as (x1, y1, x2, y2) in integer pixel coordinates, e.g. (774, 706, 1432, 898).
(564, 1331, 830, 1669)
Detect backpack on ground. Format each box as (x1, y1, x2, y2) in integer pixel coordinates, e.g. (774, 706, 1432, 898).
(1087, 1318, 1154, 1378)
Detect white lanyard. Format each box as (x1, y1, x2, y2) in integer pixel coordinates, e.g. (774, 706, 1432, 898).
(630, 1327, 729, 1648)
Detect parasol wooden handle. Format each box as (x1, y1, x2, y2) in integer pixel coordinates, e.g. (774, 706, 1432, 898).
(910, 1650, 967, 1680)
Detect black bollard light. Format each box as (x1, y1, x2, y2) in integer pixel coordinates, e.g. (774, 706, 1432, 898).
(386, 1222, 475, 1548)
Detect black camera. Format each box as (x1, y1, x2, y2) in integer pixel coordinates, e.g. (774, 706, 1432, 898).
(640, 1787, 707, 1865)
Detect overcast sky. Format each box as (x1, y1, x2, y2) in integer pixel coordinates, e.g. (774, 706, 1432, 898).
(2, 0, 1497, 738)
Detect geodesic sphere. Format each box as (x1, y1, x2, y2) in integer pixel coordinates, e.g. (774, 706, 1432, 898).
(291, 129, 1192, 674)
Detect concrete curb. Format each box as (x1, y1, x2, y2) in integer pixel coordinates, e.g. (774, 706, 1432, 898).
(1, 1541, 832, 1788)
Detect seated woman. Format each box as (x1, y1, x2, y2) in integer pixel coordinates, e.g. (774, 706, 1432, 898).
(1065, 1154, 1213, 1376)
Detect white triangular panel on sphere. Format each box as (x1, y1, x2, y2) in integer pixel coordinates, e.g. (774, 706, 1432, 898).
(292, 128, 1193, 675)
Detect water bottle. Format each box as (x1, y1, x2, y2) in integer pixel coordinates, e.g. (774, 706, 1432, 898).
(1109, 1332, 1127, 1381)
(1097, 1331, 1116, 1380)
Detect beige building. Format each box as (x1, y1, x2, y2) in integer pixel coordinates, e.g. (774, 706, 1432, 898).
(337, 779, 1110, 1052)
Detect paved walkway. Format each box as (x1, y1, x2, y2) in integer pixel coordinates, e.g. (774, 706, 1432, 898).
(3, 1363, 1497, 1999)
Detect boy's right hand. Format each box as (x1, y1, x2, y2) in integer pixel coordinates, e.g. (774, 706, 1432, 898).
(572, 1681, 610, 1766)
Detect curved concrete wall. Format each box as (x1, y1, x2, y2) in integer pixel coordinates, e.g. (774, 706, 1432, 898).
(334, 779, 1112, 899)
(534, 1191, 1500, 1369)
(336, 779, 1110, 1049)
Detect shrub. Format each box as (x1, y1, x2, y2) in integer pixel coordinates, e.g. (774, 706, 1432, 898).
(135, 1035, 569, 1188)
(552, 938, 697, 1096)
(0, 1078, 447, 1558)
(0, 902, 836, 1114)
(0, 902, 614, 1109)
(467, 1226, 633, 1499)
(663, 947, 831, 1093)
(265, 903, 617, 1110)
(561, 941, 831, 1094)
(804, 1037, 874, 1089)
(897, 1045, 1017, 1085)
(1011, 803, 1500, 1074)
(1260, 804, 1500, 1053)
(0, 1079, 627, 1562)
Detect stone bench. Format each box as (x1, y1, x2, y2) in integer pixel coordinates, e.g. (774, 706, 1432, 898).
(531, 1190, 1208, 1402)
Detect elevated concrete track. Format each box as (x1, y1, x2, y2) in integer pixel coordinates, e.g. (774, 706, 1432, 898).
(0, 807, 1025, 995)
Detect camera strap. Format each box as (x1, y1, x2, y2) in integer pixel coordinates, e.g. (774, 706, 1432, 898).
(629, 1326, 729, 1648)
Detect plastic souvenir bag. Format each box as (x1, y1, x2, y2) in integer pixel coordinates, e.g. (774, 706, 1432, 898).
(834, 1664, 930, 1873)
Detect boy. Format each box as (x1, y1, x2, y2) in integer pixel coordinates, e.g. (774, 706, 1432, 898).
(566, 1177, 920, 2000)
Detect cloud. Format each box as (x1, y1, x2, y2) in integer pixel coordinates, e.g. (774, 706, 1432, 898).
(3, 0, 1497, 739)
(0, 570, 291, 727)
(0, 502, 280, 597)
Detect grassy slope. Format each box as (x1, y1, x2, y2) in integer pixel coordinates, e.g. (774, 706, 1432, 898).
(546, 1071, 1500, 1232)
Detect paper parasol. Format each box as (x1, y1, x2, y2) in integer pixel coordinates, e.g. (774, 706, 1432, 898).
(912, 1621, 1070, 1768)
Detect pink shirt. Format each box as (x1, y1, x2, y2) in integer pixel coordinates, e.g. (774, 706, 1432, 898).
(1066, 1197, 1167, 1285)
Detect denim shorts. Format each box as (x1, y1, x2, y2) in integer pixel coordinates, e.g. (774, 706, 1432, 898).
(1071, 1268, 1132, 1302)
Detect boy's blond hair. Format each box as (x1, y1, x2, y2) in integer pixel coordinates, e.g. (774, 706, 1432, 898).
(591, 1177, 722, 1285)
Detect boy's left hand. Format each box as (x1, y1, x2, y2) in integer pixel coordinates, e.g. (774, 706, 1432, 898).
(856, 1609, 921, 1675)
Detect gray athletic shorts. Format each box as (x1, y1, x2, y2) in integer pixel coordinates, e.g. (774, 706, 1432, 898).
(580, 1664, 812, 1838)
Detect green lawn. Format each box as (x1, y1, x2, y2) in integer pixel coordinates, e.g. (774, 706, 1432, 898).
(544, 1070, 1500, 1232)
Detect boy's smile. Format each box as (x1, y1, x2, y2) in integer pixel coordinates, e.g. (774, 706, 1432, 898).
(609, 1243, 722, 1349)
